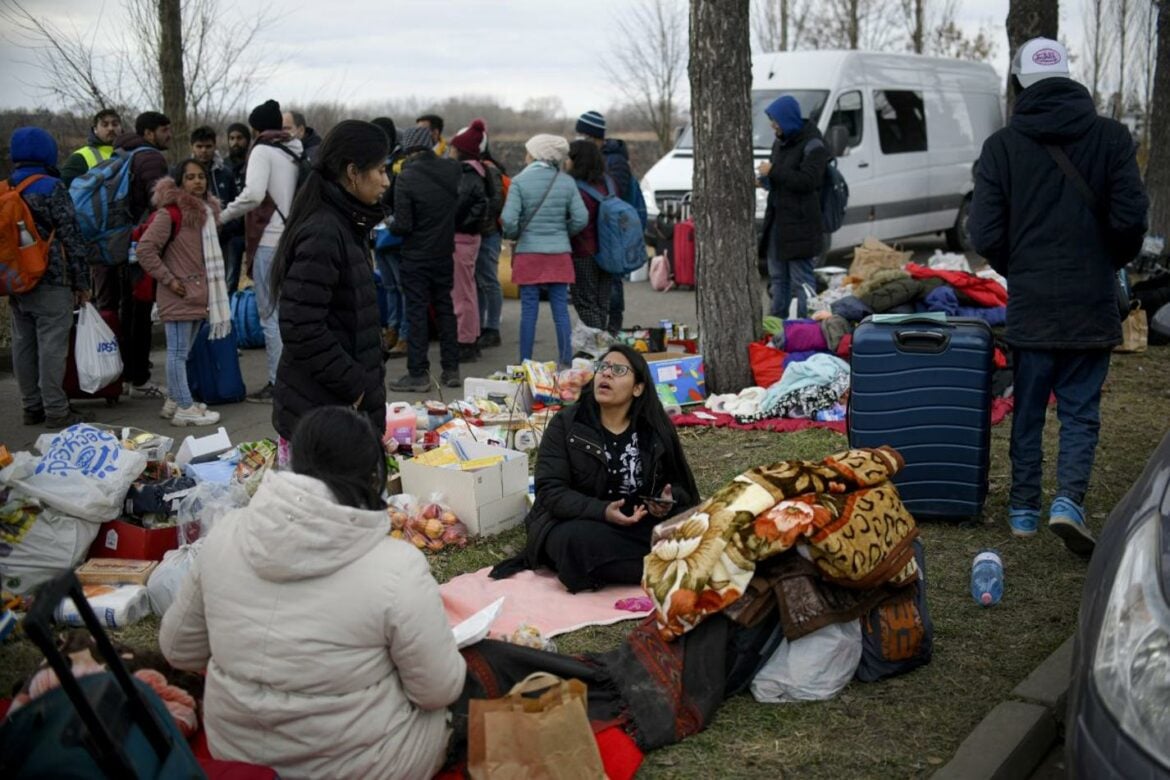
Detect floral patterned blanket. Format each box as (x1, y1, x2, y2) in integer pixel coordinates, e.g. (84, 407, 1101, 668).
(642, 447, 919, 640)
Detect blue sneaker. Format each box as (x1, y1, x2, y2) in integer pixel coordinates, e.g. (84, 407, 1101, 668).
(1048, 496, 1095, 557)
(1009, 508, 1040, 537)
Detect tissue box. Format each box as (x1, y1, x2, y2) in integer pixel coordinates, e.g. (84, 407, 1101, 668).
(175, 427, 232, 467)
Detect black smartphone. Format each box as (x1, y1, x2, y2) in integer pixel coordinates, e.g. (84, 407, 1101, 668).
(639, 495, 677, 507)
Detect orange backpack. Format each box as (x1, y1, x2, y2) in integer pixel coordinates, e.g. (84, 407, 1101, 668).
(0, 175, 53, 295)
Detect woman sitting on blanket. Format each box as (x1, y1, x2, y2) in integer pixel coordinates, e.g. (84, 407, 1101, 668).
(492, 343, 699, 591)
(160, 406, 465, 779)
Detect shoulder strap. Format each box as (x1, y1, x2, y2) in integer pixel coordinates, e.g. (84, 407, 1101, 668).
(575, 178, 610, 203)
(11, 174, 48, 195)
(518, 168, 561, 237)
(1042, 143, 1099, 215)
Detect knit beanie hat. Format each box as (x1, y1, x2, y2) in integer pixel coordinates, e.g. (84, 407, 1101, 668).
(248, 100, 282, 133)
(575, 110, 606, 140)
(525, 134, 570, 164)
(450, 119, 487, 159)
(400, 125, 435, 152)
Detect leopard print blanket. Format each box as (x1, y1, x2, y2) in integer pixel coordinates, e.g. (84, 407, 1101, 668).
(643, 446, 918, 640)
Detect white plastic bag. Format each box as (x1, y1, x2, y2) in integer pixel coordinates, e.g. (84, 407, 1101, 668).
(147, 541, 202, 615)
(750, 620, 863, 703)
(74, 303, 122, 394)
(0, 502, 100, 596)
(175, 480, 247, 544)
(927, 250, 972, 273)
(0, 426, 147, 523)
(571, 321, 613, 361)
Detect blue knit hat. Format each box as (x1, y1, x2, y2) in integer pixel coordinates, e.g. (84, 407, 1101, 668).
(576, 110, 606, 140)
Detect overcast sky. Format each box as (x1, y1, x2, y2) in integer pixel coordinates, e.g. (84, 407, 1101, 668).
(0, 0, 1089, 117)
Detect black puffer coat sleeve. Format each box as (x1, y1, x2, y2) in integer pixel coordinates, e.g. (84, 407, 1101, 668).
(534, 413, 611, 523)
(279, 228, 367, 404)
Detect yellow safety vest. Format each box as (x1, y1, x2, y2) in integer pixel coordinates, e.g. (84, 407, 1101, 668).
(75, 144, 113, 169)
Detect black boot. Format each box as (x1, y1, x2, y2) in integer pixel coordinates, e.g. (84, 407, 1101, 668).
(477, 328, 501, 348)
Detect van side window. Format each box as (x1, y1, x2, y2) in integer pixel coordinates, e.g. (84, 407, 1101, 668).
(873, 90, 927, 154)
(828, 91, 863, 148)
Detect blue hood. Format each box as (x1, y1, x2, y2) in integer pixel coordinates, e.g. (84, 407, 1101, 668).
(765, 96, 804, 138)
(10, 127, 58, 168)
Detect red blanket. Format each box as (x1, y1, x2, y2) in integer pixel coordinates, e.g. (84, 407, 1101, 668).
(671, 411, 847, 434)
(905, 262, 1008, 308)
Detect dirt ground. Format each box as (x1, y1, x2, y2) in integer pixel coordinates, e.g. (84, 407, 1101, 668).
(1, 347, 1167, 778)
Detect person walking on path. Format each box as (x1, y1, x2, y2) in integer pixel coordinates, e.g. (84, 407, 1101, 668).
(135, 161, 231, 428)
(757, 95, 827, 319)
(219, 99, 301, 404)
(567, 139, 615, 331)
(969, 38, 1149, 555)
(448, 119, 489, 362)
(6, 127, 93, 428)
(501, 134, 587, 369)
(388, 125, 462, 392)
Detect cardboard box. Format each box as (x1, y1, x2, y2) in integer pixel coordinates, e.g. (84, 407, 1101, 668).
(399, 442, 528, 537)
(175, 427, 232, 468)
(77, 558, 158, 586)
(644, 352, 707, 405)
(464, 378, 534, 414)
(88, 520, 180, 562)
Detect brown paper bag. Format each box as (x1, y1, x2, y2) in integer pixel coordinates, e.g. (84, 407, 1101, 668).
(848, 237, 913, 280)
(1114, 304, 1148, 353)
(468, 672, 605, 780)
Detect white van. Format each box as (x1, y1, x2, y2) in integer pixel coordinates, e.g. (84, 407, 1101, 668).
(641, 50, 1003, 252)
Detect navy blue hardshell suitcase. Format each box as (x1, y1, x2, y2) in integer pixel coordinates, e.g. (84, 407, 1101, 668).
(848, 316, 994, 521)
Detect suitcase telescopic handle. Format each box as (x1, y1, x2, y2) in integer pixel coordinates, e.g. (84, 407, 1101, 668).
(24, 573, 178, 776)
(894, 329, 950, 353)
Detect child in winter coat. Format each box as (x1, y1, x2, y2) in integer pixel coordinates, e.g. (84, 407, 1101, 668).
(136, 160, 232, 427)
(500, 134, 588, 367)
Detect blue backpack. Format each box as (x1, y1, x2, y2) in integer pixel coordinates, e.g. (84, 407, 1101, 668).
(69, 147, 153, 265)
(576, 175, 646, 275)
(804, 138, 849, 233)
(187, 322, 246, 405)
(230, 288, 265, 348)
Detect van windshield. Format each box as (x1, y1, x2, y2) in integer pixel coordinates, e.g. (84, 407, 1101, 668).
(675, 89, 829, 151)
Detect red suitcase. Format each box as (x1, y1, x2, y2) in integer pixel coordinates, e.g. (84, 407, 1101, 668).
(63, 307, 123, 404)
(671, 219, 696, 289)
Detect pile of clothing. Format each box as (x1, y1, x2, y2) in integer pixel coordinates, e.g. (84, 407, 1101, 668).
(823, 259, 1008, 326)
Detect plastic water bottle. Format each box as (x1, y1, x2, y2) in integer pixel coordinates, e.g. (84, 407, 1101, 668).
(16, 219, 36, 248)
(971, 550, 1004, 607)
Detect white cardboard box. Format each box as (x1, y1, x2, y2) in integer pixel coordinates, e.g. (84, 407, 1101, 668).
(463, 378, 534, 414)
(175, 427, 232, 468)
(399, 442, 529, 536)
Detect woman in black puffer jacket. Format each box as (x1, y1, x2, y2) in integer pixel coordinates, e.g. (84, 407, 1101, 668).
(269, 121, 390, 455)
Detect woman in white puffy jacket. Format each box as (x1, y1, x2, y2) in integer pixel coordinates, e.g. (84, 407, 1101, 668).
(160, 406, 465, 779)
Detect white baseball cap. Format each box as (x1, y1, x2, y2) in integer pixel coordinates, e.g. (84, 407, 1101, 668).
(1011, 38, 1071, 88)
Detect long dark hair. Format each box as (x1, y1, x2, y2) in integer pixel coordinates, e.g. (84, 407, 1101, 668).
(290, 406, 387, 511)
(270, 119, 389, 303)
(581, 343, 674, 434)
(568, 139, 605, 183)
(176, 158, 209, 199)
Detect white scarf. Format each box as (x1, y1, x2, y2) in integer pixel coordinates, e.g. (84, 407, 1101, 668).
(202, 204, 232, 340)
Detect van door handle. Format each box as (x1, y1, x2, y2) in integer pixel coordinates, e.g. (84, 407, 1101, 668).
(857, 162, 870, 168)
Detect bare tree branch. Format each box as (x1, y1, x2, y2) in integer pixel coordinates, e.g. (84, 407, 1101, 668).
(751, 0, 811, 51)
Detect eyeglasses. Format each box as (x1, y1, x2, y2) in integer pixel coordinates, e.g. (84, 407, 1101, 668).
(595, 361, 632, 378)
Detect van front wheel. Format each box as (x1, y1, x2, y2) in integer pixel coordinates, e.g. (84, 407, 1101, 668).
(945, 196, 972, 252)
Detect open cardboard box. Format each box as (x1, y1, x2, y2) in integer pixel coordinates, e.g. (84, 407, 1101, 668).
(399, 441, 528, 537)
(643, 352, 706, 405)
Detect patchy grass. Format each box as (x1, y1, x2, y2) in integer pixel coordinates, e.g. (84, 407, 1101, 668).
(2, 350, 1168, 777)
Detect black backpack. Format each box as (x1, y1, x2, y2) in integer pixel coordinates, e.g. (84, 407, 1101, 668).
(803, 138, 849, 234)
(271, 143, 313, 220)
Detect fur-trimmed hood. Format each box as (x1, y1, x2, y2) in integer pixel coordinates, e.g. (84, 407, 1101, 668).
(150, 177, 221, 229)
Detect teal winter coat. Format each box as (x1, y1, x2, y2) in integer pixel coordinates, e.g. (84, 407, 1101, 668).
(500, 161, 588, 254)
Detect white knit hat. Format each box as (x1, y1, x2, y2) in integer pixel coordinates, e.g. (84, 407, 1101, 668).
(525, 134, 569, 164)
(1011, 38, 1070, 89)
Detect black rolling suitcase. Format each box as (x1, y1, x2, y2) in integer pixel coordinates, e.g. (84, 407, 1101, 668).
(0, 572, 204, 779)
(848, 315, 994, 521)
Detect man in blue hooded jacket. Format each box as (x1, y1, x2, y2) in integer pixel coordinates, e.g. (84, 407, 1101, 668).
(7, 127, 94, 428)
(757, 95, 827, 318)
(969, 38, 1148, 555)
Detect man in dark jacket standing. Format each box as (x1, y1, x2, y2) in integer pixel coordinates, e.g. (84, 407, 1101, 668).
(388, 125, 462, 392)
(757, 95, 827, 318)
(970, 38, 1148, 555)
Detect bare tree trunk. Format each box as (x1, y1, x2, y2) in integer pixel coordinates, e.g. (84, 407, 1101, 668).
(1116, 0, 1131, 119)
(781, 0, 789, 49)
(849, 0, 860, 48)
(1006, 0, 1059, 111)
(158, 0, 188, 154)
(1147, 0, 1170, 237)
(690, 0, 760, 394)
(913, 0, 924, 53)
(1083, 0, 1113, 106)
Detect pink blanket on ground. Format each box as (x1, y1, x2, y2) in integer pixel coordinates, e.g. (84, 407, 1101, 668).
(440, 567, 651, 640)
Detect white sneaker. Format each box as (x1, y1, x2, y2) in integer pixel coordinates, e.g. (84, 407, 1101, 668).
(170, 405, 221, 427)
(128, 382, 167, 400)
(160, 399, 207, 419)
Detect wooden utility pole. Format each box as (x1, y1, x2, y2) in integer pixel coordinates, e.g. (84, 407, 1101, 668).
(689, 0, 760, 393)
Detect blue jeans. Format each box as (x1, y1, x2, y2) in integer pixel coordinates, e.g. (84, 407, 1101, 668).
(252, 245, 283, 386)
(164, 320, 200, 408)
(375, 248, 408, 340)
(520, 284, 572, 367)
(476, 232, 503, 331)
(768, 251, 816, 318)
(1009, 349, 1112, 510)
